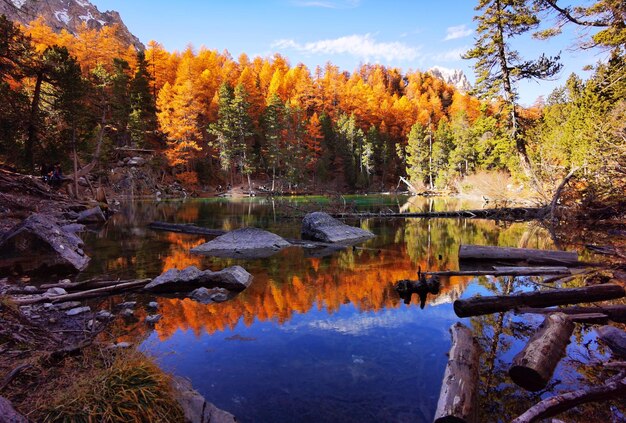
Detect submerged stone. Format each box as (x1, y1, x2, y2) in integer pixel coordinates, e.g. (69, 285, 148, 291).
(191, 227, 291, 259)
(301, 212, 375, 243)
(144, 265, 252, 293)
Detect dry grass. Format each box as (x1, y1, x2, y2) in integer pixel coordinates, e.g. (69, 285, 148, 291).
(39, 349, 185, 423)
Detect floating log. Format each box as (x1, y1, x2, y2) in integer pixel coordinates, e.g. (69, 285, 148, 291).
(458, 245, 578, 266)
(434, 322, 481, 423)
(509, 313, 575, 391)
(597, 325, 626, 358)
(453, 284, 625, 318)
(511, 373, 626, 423)
(12, 279, 151, 305)
(515, 305, 626, 323)
(425, 267, 571, 277)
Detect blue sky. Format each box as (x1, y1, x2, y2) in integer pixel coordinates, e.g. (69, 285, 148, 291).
(91, 0, 604, 105)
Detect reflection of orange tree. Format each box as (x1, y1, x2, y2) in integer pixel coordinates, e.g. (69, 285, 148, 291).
(161, 233, 206, 271)
(154, 245, 470, 340)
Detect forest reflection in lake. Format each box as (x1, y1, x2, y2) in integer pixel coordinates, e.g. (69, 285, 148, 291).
(80, 196, 621, 422)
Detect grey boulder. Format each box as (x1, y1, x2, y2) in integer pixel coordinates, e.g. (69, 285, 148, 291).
(171, 376, 237, 423)
(191, 227, 291, 259)
(144, 265, 252, 293)
(0, 214, 90, 274)
(301, 212, 375, 243)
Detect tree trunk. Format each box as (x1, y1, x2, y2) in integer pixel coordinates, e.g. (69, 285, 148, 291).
(458, 244, 578, 266)
(72, 128, 79, 199)
(434, 322, 481, 423)
(25, 71, 43, 172)
(453, 284, 625, 318)
(509, 313, 574, 391)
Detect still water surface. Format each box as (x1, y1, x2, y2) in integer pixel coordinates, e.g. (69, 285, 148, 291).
(79, 196, 610, 422)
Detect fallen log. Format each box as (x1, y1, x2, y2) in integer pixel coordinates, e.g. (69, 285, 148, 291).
(515, 305, 626, 323)
(509, 313, 574, 391)
(434, 322, 481, 423)
(12, 279, 151, 305)
(511, 372, 626, 423)
(597, 325, 626, 358)
(458, 245, 578, 266)
(424, 267, 571, 277)
(453, 284, 626, 318)
(332, 206, 549, 221)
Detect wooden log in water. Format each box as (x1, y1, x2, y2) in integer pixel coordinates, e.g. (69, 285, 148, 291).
(424, 267, 571, 277)
(458, 245, 578, 266)
(597, 325, 626, 358)
(454, 284, 625, 318)
(515, 305, 626, 323)
(434, 322, 481, 423)
(12, 279, 151, 305)
(509, 313, 575, 391)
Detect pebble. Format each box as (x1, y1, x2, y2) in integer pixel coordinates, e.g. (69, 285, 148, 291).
(66, 306, 91, 316)
(146, 314, 162, 324)
(120, 308, 134, 318)
(108, 342, 132, 349)
(23, 286, 38, 293)
(56, 301, 82, 310)
(147, 301, 159, 310)
(117, 301, 137, 309)
(95, 310, 113, 320)
(46, 287, 68, 296)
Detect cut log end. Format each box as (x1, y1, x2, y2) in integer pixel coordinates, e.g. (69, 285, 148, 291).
(509, 366, 546, 392)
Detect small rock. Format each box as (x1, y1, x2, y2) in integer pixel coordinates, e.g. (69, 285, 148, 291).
(23, 286, 38, 293)
(46, 287, 68, 296)
(43, 302, 55, 310)
(146, 314, 162, 324)
(56, 301, 82, 310)
(58, 279, 71, 284)
(120, 308, 134, 318)
(302, 211, 375, 243)
(76, 206, 107, 224)
(87, 319, 96, 329)
(95, 310, 113, 320)
(66, 306, 91, 316)
(147, 301, 159, 310)
(117, 301, 137, 309)
(108, 342, 132, 349)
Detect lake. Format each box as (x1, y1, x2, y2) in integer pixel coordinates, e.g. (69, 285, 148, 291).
(80, 195, 619, 423)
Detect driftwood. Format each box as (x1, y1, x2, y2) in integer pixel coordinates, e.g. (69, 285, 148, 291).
(424, 266, 571, 277)
(458, 245, 578, 266)
(394, 274, 440, 307)
(515, 305, 626, 323)
(12, 279, 151, 305)
(597, 325, 626, 358)
(453, 284, 626, 318)
(40, 278, 148, 292)
(511, 372, 626, 423)
(434, 322, 481, 423)
(509, 313, 575, 391)
(332, 206, 549, 221)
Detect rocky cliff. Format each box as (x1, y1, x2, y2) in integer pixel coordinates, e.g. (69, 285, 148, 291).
(428, 66, 473, 93)
(0, 0, 143, 49)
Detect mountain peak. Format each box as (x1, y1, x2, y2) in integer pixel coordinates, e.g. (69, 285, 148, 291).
(428, 66, 472, 93)
(0, 0, 143, 50)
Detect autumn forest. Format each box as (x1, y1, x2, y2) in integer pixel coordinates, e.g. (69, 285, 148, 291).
(1, 0, 624, 200)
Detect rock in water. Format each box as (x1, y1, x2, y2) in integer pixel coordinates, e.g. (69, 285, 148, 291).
(144, 266, 252, 293)
(76, 206, 107, 224)
(0, 214, 90, 274)
(191, 227, 291, 259)
(171, 376, 237, 423)
(301, 212, 375, 243)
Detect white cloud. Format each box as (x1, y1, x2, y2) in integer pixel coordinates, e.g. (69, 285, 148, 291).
(444, 24, 473, 41)
(433, 46, 470, 62)
(292, 0, 361, 8)
(272, 34, 421, 63)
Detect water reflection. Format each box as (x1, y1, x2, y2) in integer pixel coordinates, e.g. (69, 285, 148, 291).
(80, 196, 578, 422)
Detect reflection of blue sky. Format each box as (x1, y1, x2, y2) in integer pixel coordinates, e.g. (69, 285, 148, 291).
(143, 302, 459, 422)
(282, 302, 457, 336)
